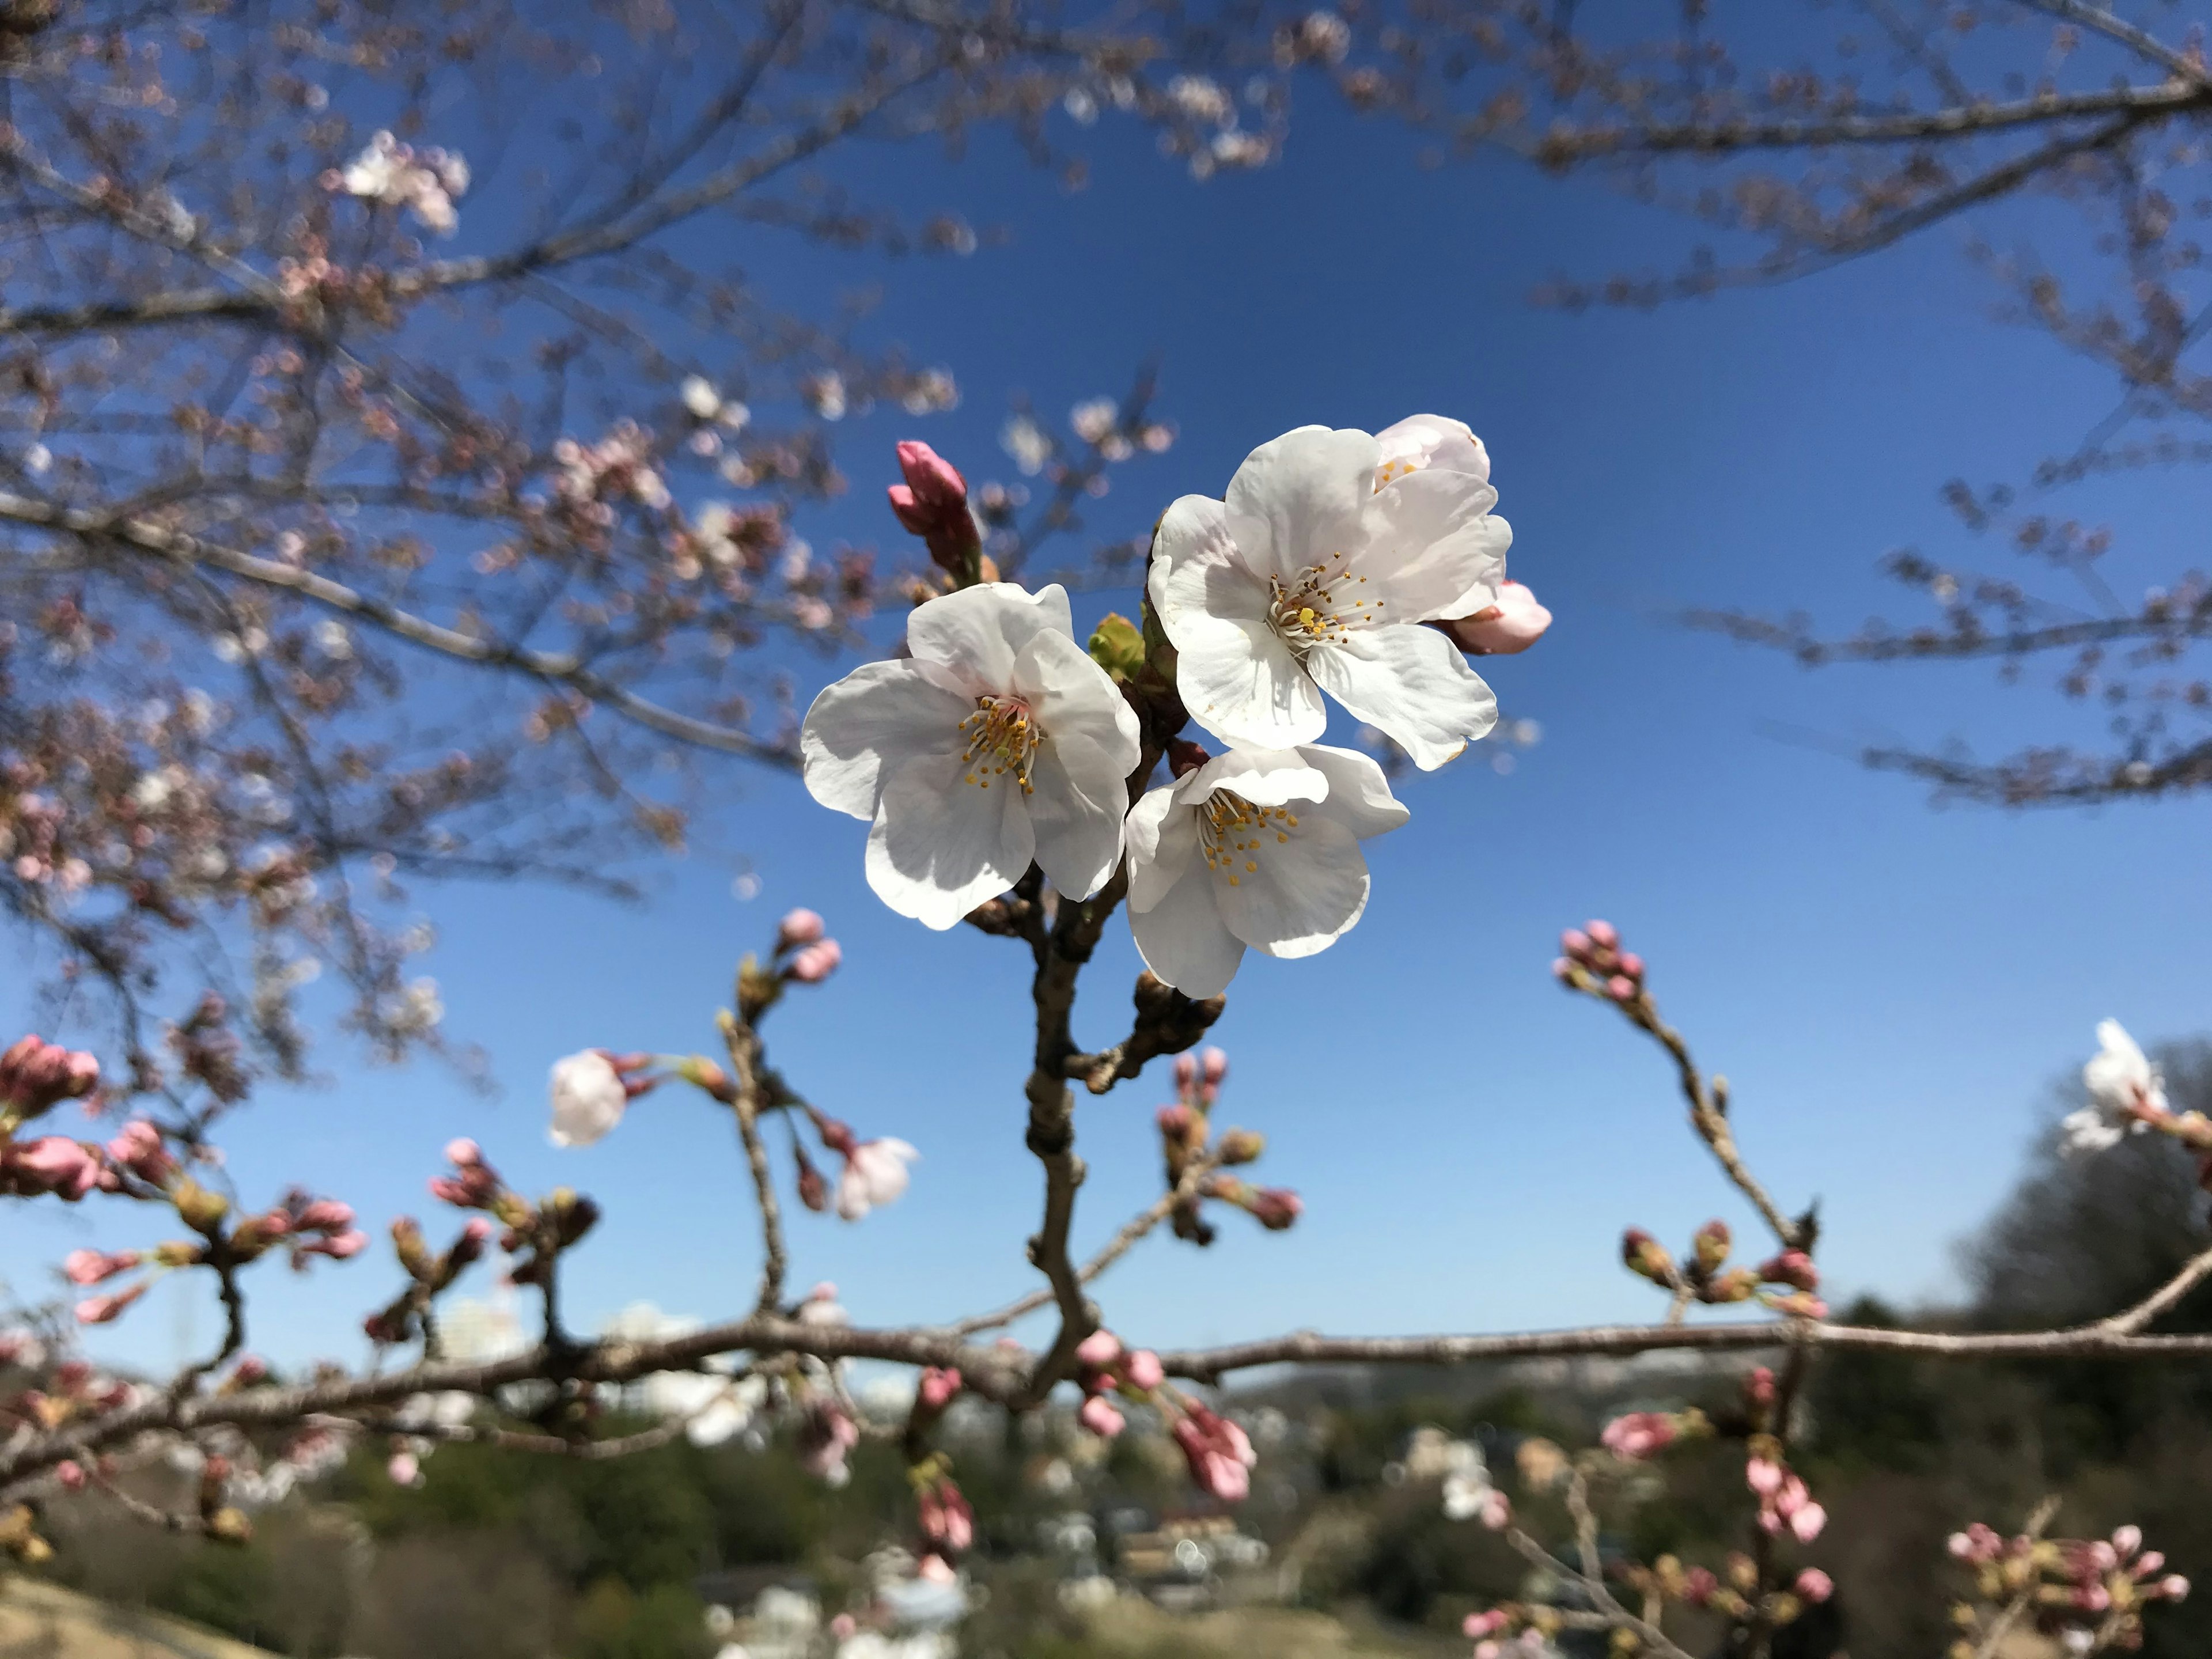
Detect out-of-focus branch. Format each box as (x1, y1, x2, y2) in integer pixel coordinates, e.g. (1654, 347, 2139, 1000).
(2017, 0, 2210, 87)
(1536, 81, 2206, 161)
(955, 1148, 1223, 1337)
(2098, 1239, 2212, 1335)
(717, 1007, 789, 1316)
(1503, 1515, 1698, 1659)
(1969, 1497, 2065, 1659)
(0, 491, 796, 764)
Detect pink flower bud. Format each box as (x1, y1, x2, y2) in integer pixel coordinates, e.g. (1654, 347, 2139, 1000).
(75, 1283, 147, 1325)
(105, 1119, 174, 1183)
(387, 1450, 422, 1487)
(1606, 975, 1638, 1002)
(294, 1199, 355, 1232)
(445, 1138, 481, 1167)
(1249, 1187, 1302, 1230)
(785, 939, 842, 983)
(10, 1135, 100, 1199)
(1585, 919, 1619, 950)
(1124, 1349, 1165, 1391)
(918, 1366, 963, 1412)
(1794, 1569, 1834, 1603)
(56, 1459, 85, 1490)
(2113, 1525, 2143, 1559)
(2159, 1575, 2190, 1601)
(63, 1248, 139, 1285)
(1074, 1328, 1123, 1369)
(310, 1229, 369, 1259)
(1746, 1456, 1785, 1498)
(1618, 952, 1645, 980)
(232, 1355, 268, 1384)
(1078, 1395, 1126, 1438)
(887, 441, 980, 574)
(830, 1615, 857, 1641)
(462, 1217, 493, 1245)
(1758, 1250, 1821, 1292)
(1744, 1366, 1778, 1409)
(1463, 1612, 1508, 1639)
(1560, 928, 1592, 960)
(1173, 1052, 1198, 1090)
(777, 908, 826, 949)
(1437, 580, 1552, 656)
(1600, 1412, 1676, 1461)
(1200, 1047, 1228, 1085)
(1683, 1567, 1719, 1606)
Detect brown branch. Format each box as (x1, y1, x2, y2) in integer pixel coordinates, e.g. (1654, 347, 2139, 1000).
(717, 1009, 789, 1316)
(1504, 1517, 1698, 1659)
(2097, 1240, 2212, 1335)
(2016, 0, 2210, 87)
(955, 1149, 1222, 1337)
(1688, 604, 2212, 665)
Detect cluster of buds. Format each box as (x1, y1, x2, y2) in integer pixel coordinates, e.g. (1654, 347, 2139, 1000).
(1461, 1607, 1566, 1658)
(1641, 1552, 1833, 1629)
(1598, 1407, 1711, 1462)
(907, 1452, 976, 1567)
(1171, 1398, 1258, 1504)
(0, 1036, 108, 1201)
(736, 907, 843, 1021)
(1553, 919, 1646, 1007)
(796, 1395, 861, 1487)
(887, 440, 986, 585)
(1618, 1219, 1826, 1319)
(1071, 1328, 1168, 1442)
(362, 1156, 500, 1344)
(1153, 1047, 1298, 1243)
(1948, 1521, 2188, 1657)
(0, 1035, 100, 1129)
(1747, 1448, 1825, 1544)
(550, 421, 671, 523)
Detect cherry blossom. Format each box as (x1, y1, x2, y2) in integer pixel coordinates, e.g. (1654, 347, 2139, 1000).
(836, 1138, 919, 1221)
(2061, 1020, 2165, 1156)
(329, 131, 469, 234)
(1439, 579, 1553, 656)
(1124, 744, 1407, 997)
(548, 1051, 629, 1147)
(1147, 423, 1508, 768)
(801, 584, 1141, 929)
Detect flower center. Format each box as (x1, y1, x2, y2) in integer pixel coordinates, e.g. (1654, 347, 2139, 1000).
(1197, 789, 1298, 887)
(959, 696, 1039, 794)
(1267, 552, 1380, 655)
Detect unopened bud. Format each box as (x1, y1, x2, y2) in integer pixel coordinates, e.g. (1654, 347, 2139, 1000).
(1758, 1250, 1820, 1292)
(1621, 1227, 1675, 1283)
(171, 1177, 230, 1234)
(1167, 738, 1210, 778)
(1586, 919, 1619, 950)
(776, 907, 826, 949)
(204, 1506, 253, 1545)
(1692, 1219, 1732, 1272)
(1216, 1128, 1264, 1165)
(391, 1215, 431, 1279)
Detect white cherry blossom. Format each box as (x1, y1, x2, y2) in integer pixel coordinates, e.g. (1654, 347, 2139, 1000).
(548, 1050, 627, 1147)
(838, 1138, 919, 1220)
(1147, 423, 1508, 769)
(802, 584, 1142, 929)
(2060, 1019, 2166, 1156)
(1124, 744, 1407, 997)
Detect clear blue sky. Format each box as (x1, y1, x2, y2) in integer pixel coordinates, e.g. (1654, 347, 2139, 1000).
(22, 93, 2212, 1378)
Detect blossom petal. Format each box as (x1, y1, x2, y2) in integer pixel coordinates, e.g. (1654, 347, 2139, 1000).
(1214, 808, 1370, 959)
(1187, 747, 1331, 810)
(1296, 744, 1411, 840)
(906, 581, 1076, 692)
(1129, 854, 1246, 998)
(1013, 627, 1142, 777)
(1224, 426, 1379, 582)
(1375, 414, 1490, 484)
(1125, 783, 1198, 913)
(1359, 467, 1512, 621)
(802, 661, 968, 819)
(865, 750, 1035, 928)
(1027, 736, 1129, 903)
(1308, 624, 1498, 770)
(1151, 503, 1325, 751)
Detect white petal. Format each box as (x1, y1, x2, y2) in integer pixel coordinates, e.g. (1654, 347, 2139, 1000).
(1187, 747, 1332, 809)
(1307, 624, 1498, 770)
(1027, 736, 1128, 903)
(1213, 808, 1370, 959)
(1150, 514, 1325, 751)
(1359, 468, 1512, 621)
(1124, 784, 1198, 912)
(1013, 627, 1142, 777)
(802, 661, 970, 819)
(1128, 854, 1246, 997)
(864, 750, 1035, 929)
(906, 581, 1075, 693)
(1295, 745, 1411, 840)
(1223, 426, 1380, 583)
(1375, 414, 1490, 484)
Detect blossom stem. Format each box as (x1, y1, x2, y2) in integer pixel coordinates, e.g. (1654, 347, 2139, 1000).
(1969, 1498, 2063, 1659)
(716, 1007, 788, 1316)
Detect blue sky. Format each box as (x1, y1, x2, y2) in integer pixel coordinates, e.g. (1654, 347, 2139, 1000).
(21, 93, 2212, 1378)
